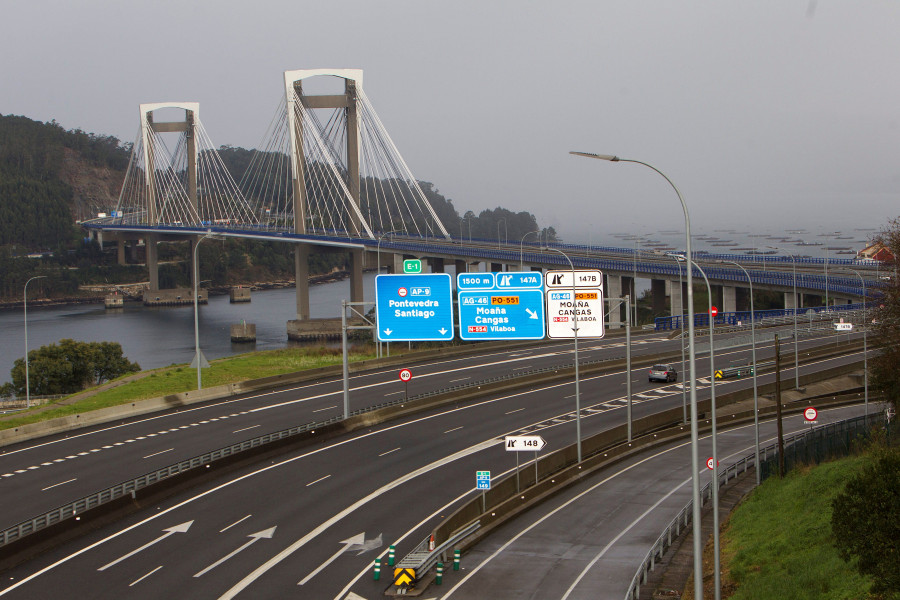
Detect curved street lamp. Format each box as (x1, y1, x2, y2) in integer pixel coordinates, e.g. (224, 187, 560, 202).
(542, 246, 582, 463)
(571, 151, 703, 600)
(767, 246, 800, 389)
(520, 230, 540, 271)
(192, 231, 216, 390)
(24, 275, 47, 409)
(719, 260, 761, 484)
(832, 267, 870, 421)
(692, 259, 722, 599)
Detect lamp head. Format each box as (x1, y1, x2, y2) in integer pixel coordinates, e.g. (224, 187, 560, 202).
(569, 151, 619, 162)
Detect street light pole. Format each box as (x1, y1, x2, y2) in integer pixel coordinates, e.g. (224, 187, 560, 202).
(693, 259, 722, 600)
(571, 151, 704, 600)
(768, 247, 800, 389)
(520, 230, 540, 271)
(833, 268, 869, 421)
(543, 246, 582, 463)
(192, 231, 215, 390)
(721, 260, 760, 485)
(23, 275, 46, 409)
(497, 218, 507, 249)
(665, 252, 688, 424)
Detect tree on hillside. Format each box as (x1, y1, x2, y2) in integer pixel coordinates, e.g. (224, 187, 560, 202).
(830, 446, 900, 595)
(870, 216, 900, 413)
(10, 339, 140, 396)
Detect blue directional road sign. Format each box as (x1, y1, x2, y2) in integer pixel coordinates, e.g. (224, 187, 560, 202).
(376, 273, 454, 342)
(476, 470, 491, 490)
(458, 272, 545, 341)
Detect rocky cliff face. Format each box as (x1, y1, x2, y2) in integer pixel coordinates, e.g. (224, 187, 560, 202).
(59, 147, 125, 221)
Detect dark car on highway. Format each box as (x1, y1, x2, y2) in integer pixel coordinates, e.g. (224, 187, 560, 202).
(648, 364, 678, 383)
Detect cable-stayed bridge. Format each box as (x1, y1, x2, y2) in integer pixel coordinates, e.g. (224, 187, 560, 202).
(82, 69, 878, 339)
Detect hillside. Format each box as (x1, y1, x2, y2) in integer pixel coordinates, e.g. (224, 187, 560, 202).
(0, 113, 555, 302)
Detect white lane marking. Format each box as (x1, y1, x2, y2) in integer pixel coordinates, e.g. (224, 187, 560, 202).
(383, 391, 405, 396)
(41, 478, 77, 492)
(0, 354, 859, 597)
(142, 448, 174, 460)
(0, 328, 811, 463)
(220, 514, 252, 533)
(128, 566, 162, 587)
(218, 437, 498, 600)
(312, 406, 337, 413)
(505, 408, 525, 415)
(378, 448, 401, 457)
(560, 479, 691, 599)
(232, 425, 260, 434)
(443, 426, 463, 434)
(306, 475, 331, 487)
(449, 377, 470, 382)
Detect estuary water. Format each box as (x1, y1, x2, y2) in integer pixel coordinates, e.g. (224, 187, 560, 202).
(0, 274, 378, 383)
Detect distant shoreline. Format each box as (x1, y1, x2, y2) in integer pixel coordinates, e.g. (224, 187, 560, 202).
(0, 270, 354, 310)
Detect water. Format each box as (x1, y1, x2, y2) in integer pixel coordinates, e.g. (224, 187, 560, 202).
(0, 274, 378, 382)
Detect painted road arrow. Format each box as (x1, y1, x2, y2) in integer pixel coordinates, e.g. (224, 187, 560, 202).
(98, 521, 193, 571)
(298, 532, 372, 586)
(347, 532, 383, 555)
(193, 527, 277, 578)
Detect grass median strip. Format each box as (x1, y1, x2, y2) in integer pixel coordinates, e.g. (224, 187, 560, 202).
(0, 347, 374, 432)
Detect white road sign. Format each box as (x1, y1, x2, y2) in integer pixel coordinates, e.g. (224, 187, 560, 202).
(834, 322, 853, 331)
(398, 369, 412, 382)
(804, 407, 818, 422)
(546, 288, 605, 339)
(545, 270, 603, 291)
(504, 435, 547, 451)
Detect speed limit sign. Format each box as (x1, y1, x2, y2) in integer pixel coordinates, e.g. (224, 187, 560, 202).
(706, 457, 718, 470)
(399, 369, 412, 382)
(804, 407, 818, 422)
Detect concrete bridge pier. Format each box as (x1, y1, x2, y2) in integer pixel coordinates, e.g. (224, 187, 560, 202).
(736, 287, 751, 312)
(651, 279, 666, 316)
(454, 259, 468, 275)
(295, 244, 310, 320)
(117, 236, 126, 265)
(722, 285, 737, 314)
(784, 291, 797, 311)
(349, 249, 364, 303)
(392, 253, 405, 274)
(146, 234, 159, 292)
(668, 280, 685, 322)
(605, 273, 623, 329)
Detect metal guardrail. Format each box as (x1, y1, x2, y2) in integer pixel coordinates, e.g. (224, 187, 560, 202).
(623, 413, 883, 600)
(656, 303, 870, 331)
(395, 521, 480, 585)
(0, 351, 641, 550)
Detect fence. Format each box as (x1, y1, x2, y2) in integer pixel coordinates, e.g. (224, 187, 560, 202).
(624, 413, 886, 600)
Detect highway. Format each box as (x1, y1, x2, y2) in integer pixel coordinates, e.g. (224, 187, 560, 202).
(434, 403, 873, 600)
(0, 331, 868, 599)
(0, 331, 678, 528)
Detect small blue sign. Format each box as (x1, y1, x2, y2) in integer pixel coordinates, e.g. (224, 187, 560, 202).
(476, 470, 491, 490)
(457, 273, 495, 290)
(376, 274, 454, 342)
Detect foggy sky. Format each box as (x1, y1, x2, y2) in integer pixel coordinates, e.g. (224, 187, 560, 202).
(2, 1, 898, 244)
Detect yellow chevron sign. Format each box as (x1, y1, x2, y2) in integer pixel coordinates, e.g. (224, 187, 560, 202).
(394, 568, 416, 586)
(715, 370, 723, 379)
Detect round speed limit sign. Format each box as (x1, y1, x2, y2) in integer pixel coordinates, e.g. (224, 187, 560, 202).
(398, 369, 412, 382)
(706, 457, 718, 470)
(804, 407, 818, 422)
